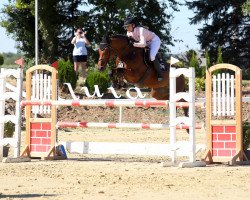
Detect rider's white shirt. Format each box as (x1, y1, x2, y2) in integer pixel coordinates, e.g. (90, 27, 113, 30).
(127, 26, 161, 61)
(127, 26, 156, 48)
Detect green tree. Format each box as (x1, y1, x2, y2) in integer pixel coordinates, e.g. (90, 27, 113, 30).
(1, 53, 22, 65)
(86, 0, 179, 54)
(186, 0, 250, 68)
(243, 0, 250, 15)
(216, 46, 223, 64)
(0, 0, 84, 63)
(189, 52, 202, 77)
(1, 0, 179, 64)
(186, 49, 197, 62)
(205, 49, 211, 68)
(0, 54, 4, 66)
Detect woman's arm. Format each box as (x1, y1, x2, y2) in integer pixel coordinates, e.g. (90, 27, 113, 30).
(83, 37, 91, 46)
(82, 32, 91, 46)
(71, 36, 77, 44)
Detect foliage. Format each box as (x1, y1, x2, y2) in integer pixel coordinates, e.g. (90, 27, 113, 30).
(0, 54, 4, 66)
(186, 50, 197, 62)
(186, 0, 250, 69)
(178, 49, 198, 68)
(216, 46, 223, 64)
(4, 121, 15, 138)
(1, 0, 179, 64)
(0, 0, 84, 63)
(243, 0, 250, 15)
(85, 67, 110, 94)
(243, 121, 250, 150)
(58, 59, 77, 91)
(189, 52, 204, 78)
(0, 52, 22, 66)
(195, 77, 205, 92)
(205, 49, 211, 68)
(243, 68, 250, 80)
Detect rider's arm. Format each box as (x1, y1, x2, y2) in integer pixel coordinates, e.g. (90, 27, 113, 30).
(133, 27, 147, 48)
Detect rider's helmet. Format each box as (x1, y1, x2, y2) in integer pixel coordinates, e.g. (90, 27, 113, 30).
(123, 16, 138, 28)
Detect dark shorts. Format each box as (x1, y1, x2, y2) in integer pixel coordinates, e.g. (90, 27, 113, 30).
(73, 55, 87, 62)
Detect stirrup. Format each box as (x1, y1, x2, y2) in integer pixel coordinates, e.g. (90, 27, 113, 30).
(157, 75, 163, 81)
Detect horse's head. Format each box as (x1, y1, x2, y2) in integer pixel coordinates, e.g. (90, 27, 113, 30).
(97, 35, 131, 71)
(97, 36, 114, 71)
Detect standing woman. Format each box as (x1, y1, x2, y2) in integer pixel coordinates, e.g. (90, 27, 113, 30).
(71, 28, 91, 80)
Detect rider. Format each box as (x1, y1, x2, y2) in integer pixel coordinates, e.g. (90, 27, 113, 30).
(123, 16, 163, 81)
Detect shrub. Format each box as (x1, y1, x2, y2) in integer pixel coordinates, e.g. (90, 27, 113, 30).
(243, 121, 250, 150)
(85, 68, 110, 94)
(195, 77, 205, 92)
(58, 59, 77, 91)
(4, 121, 15, 138)
(0, 54, 4, 66)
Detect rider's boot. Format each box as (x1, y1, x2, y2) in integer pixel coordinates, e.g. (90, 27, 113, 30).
(153, 59, 163, 81)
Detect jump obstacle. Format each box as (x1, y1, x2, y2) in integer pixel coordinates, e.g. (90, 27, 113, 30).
(0, 63, 247, 165)
(202, 64, 247, 164)
(18, 65, 204, 165)
(0, 68, 22, 159)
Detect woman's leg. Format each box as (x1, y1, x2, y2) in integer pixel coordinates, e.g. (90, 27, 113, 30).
(74, 62, 79, 76)
(80, 62, 87, 79)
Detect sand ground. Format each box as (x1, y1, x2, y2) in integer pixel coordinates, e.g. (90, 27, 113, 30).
(1, 128, 250, 200)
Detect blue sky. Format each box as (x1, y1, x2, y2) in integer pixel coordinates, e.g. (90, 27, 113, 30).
(0, 1, 202, 54)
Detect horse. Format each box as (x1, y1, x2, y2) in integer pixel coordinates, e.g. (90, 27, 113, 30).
(97, 34, 186, 102)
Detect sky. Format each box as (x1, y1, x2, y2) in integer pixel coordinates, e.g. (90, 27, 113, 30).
(0, 1, 202, 54)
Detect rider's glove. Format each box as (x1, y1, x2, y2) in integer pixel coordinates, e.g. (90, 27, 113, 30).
(129, 40, 134, 47)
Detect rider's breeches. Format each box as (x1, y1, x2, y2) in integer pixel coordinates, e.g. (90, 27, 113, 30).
(149, 36, 161, 61)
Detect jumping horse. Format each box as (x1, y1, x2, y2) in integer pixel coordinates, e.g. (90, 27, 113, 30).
(97, 35, 186, 102)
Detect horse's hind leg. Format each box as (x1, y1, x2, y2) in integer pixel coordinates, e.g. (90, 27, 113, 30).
(151, 86, 169, 100)
(178, 98, 189, 117)
(174, 75, 189, 117)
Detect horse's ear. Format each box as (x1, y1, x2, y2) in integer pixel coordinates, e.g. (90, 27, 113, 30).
(94, 34, 102, 43)
(104, 34, 110, 44)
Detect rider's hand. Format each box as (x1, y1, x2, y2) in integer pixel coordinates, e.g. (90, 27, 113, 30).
(128, 40, 134, 47)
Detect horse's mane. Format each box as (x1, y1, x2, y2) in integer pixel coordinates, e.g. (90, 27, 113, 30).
(111, 34, 129, 41)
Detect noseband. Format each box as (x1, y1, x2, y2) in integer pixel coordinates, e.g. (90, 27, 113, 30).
(98, 44, 120, 66)
(98, 46, 112, 64)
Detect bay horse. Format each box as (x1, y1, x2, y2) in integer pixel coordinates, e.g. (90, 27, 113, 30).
(97, 34, 186, 102)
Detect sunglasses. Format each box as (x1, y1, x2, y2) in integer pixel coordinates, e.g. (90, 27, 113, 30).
(123, 25, 131, 30)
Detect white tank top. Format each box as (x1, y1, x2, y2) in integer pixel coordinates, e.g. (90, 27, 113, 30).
(73, 37, 87, 56)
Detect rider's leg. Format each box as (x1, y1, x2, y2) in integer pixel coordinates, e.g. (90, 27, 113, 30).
(153, 59, 163, 81)
(150, 36, 163, 81)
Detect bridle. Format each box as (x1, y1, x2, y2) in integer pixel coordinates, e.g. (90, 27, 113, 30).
(98, 42, 121, 67)
(98, 45, 112, 64)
